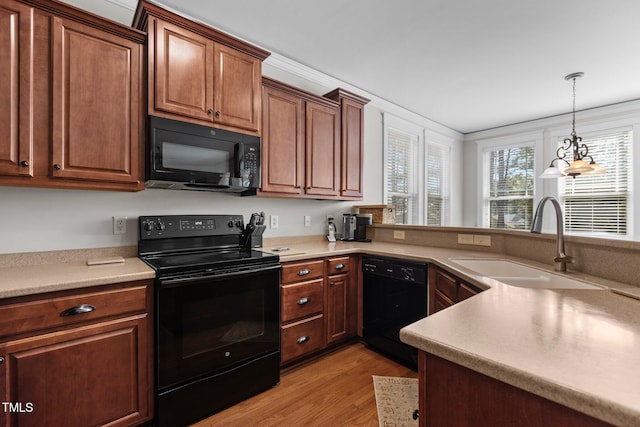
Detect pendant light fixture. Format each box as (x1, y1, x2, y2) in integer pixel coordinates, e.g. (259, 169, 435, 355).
(540, 72, 607, 179)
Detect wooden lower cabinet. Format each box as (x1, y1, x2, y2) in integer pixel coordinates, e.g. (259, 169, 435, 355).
(280, 256, 357, 365)
(0, 280, 153, 427)
(418, 352, 612, 427)
(429, 265, 482, 314)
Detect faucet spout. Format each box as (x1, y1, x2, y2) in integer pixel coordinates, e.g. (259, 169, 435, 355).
(530, 196, 574, 272)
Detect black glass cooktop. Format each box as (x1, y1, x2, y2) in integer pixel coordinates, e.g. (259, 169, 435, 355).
(141, 248, 279, 275)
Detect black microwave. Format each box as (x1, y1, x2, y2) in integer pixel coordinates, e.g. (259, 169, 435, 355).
(146, 116, 261, 195)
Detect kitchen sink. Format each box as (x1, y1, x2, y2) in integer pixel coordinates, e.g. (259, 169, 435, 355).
(448, 258, 602, 289)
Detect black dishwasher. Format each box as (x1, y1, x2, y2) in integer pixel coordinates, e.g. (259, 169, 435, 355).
(362, 256, 427, 370)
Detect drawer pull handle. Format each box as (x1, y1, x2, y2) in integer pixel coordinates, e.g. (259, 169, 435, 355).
(60, 304, 96, 317)
(297, 269, 311, 276)
(297, 336, 309, 344)
(0, 356, 4, 364)
(335, 263, 345, 270)
(297, 297, 310, 305)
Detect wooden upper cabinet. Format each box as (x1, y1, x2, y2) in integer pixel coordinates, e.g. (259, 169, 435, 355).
(325, 89, 369, 199)
(0, 0, 33, 177)
(153, 18, 213, 121)
(261, 82, 304, 195)
(0, 0, 145, 191)
(214, 43, 262, 132)
(305, 100, 340, 197)
(51, 16, 142, 184)
(134, 1, 269, 135)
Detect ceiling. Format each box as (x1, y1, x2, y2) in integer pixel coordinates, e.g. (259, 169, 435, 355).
(63, 0, 640, 134)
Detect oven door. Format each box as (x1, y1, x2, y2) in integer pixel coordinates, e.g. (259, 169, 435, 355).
(156, 264, 281, 391)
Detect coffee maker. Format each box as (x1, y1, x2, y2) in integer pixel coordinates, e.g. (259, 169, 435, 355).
(354, 214, 372, 242)
(342, 214, 356, 241)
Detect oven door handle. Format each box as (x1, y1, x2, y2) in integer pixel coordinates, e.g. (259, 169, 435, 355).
(158, 264, 282, 288)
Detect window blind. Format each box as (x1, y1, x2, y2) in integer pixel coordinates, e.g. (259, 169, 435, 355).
(486, 145, 535, 229)
(561, 131, 632, 236)
(385, 128, 418, 224)
(426, 143, 451, 226)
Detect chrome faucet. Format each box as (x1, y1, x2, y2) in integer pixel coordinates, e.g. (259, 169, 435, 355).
(530, 196, 574, 272)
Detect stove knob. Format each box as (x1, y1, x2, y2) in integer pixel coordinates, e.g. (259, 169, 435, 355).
(155, 221, 165, 231)
(144, 222, 153, 231)
(227, 220, 235, 228)
(234, 220, 243, 228)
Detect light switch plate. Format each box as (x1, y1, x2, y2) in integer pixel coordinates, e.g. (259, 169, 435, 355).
(458, 234, 474, 245)
(393, 230, 405, 240)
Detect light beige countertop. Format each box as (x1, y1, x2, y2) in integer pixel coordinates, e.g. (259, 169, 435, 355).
(2, 239, 639, 425)
(0, 254, 155, 299)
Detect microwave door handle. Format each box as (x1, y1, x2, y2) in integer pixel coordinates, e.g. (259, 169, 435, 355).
(235, 142, 244, 178)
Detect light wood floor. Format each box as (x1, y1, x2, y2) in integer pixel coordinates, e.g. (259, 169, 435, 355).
(192, 342, 416, 427)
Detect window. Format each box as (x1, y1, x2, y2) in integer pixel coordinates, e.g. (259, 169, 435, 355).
(383, 114, 452, 225)
(426, 142, 451, 226)
(483, 144, 535, 230)
(560, 130, 633, 237)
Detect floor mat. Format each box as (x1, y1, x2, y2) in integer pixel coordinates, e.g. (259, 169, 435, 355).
(372, 375, 419, 427)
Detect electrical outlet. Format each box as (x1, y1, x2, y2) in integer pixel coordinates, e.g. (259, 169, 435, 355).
(458, 234, 474, 245)
(393, 230, 405, 240)
(304, 215, 311, 227)
(270, 215, 279, 229)
(113, 216, 127, 235)
(474, 235, 492, 247)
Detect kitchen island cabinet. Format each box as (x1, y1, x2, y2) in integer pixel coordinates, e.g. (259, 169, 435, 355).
(0, 280, 153, 427)
(0, 0, 145, 191)
(429, 264, 482, 313)
(418, 352, 611, 427)
(133, 1, 269, 135)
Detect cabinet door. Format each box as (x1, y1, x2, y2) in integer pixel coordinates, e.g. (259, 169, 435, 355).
(0, 316, 151, 427)
(0, 0, 33, 177)
(305, 100, 340, 197)
(261, 84, 304, 195)
(340, 97, 364, 198)
(51, 17, 142, 185)
(326, 272, 350, 344)
(213, 43, 261, 132)
(152, 18, 213, 121)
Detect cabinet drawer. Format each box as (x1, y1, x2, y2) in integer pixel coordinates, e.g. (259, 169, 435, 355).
(433, 290, 455, 314)
(459, 283, 481, 301)
(281, 279, 324, 323)
(281, 314, 324, 363)
(0, 282, 149, 338)
(327, 256, 350, 274)
(433, 268, 457, 302)
(281, 260, 324, 284)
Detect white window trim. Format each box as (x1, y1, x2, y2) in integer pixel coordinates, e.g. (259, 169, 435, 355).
(383, 113, 455, 225)
(475, 131, 544, 228)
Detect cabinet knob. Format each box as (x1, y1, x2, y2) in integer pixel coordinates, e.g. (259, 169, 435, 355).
(53, 164, 62, 170)
(215, 111, 221, 118)
(297, 297, 310, 305)
(207, 108, 213, 114)
(296, 336, 309, 344)
(20, 161, 29, 167)
(0, 356, 4, 364)
(330, 281, 335, 286)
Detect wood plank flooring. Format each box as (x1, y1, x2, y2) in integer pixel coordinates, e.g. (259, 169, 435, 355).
(192, 342, 416, 427)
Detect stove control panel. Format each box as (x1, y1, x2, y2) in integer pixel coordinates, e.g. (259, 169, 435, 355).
(139, 215, 244, 239)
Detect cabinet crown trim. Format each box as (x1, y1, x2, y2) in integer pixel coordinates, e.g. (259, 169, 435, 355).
(133, 0, 270, 60)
